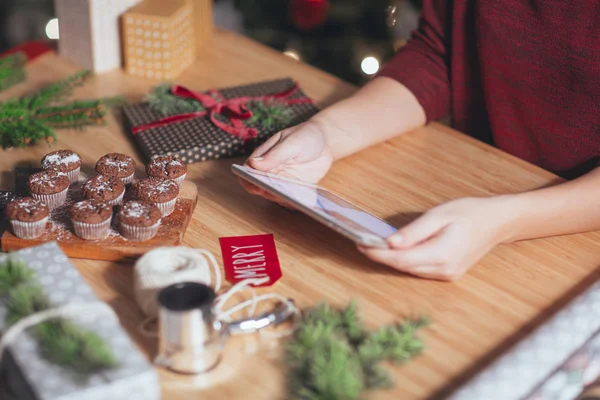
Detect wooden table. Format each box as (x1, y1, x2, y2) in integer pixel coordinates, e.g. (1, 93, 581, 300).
(2, 30, 600, 400)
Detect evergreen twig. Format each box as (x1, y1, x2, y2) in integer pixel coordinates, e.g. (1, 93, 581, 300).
(0, 52, 27, 92)
(145, 84, 294, 130)
(0, 71, 123, 148)
(145, 83, 205, 117)
(247, 99, 294, 130)
(0, 257, 118, 376)
(285, 301, 429, 400)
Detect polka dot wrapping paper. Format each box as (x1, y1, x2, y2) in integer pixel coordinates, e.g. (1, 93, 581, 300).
(122, 78, 319, 164)
(0, 243, 160, 400)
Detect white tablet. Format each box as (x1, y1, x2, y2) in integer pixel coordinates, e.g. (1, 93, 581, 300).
(233, 164, 397, 248)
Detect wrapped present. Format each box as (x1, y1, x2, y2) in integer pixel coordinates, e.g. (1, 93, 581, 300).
(122, 78, 319, 163)
(0, 243, 160, 400)
(55, 0, 143, 73)
(0, 52, 26, 92)
(122, 0, 196, 80)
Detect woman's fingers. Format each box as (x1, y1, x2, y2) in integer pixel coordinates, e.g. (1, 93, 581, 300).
(247, 131, 284, 162)
(238, 178, 296, 209)
(388, 210, 451, 248)
(359, 236, 445, 268)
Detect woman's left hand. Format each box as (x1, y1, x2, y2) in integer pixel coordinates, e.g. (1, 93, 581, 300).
(359, 196, 519, 281)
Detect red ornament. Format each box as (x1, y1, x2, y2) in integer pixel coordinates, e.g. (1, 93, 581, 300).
(290, 0, 330, 31)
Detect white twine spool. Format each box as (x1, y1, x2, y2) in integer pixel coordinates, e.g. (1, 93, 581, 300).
(134, 246, 299, 338)
(134, 247, 222, 319)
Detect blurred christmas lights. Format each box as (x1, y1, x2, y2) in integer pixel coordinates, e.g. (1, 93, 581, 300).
(361, 56, 379, 75)
(45, 18, 59, 40)
(283, 50, 300, 61)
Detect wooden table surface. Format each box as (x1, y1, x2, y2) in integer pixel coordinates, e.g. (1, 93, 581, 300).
(2, 30, 600, 400)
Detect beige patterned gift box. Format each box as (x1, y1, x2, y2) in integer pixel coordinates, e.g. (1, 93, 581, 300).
(122, 0, 196, 80)
(191, 0, 213, 50)
(55, 0, 142, 73)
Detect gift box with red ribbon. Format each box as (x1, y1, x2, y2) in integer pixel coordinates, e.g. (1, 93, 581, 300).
(122, 78, 319, 164)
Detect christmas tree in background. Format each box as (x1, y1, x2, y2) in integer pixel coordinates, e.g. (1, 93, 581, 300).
(228, 0, 422, 85)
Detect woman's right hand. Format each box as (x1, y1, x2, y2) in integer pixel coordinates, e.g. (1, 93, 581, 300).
(240, 119, 334, 204)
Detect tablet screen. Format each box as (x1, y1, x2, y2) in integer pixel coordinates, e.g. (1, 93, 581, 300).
(243, 168, 398, 239)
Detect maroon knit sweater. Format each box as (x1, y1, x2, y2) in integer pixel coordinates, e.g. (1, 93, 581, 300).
(378, 0, 600, 179)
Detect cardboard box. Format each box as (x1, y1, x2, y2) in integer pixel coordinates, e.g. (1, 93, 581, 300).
(122, 0, 196, 80)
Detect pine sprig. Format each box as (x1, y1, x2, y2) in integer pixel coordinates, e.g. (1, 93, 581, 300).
(27, 70, 91, 109)
(145, 83, 205, 117)
(247, 99, 294, 131)
(284, 302, 429, 400)
(145, 84, 294, 130)
(0, 71, 123, 148)
(0, 52, 27, 92)
(0, 257, 118, 376)
(0, 258, 34, 296)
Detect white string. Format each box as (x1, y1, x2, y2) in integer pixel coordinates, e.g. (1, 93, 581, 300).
(135, 246, 223, 337)
(134, 247, 298, 338)
(0, 302, 117, 358)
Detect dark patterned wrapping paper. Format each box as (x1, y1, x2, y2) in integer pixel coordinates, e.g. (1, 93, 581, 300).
(122, 78, 319, 164)
(447, 280, 600, 400)
(0, 243, 160, 400)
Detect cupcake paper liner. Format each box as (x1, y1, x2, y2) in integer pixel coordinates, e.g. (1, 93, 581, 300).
(148, 173, 186, 188)
(155, 198, 177, 217)
(172, 173, 187, 188)
(65, 167, 80, 184)
(31, 188, 68, 210)
(107, 191, 125, 206)
(121, 172, 135, 185)
(10, 217, 49, 239)
(72, 218, 112, 240)
(119, 221, 161, 242)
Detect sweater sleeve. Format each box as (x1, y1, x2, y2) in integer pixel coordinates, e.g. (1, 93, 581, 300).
(377, 0, 451, 122)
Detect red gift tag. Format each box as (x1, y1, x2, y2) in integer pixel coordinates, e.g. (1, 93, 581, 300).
(219, 234, 282, 287)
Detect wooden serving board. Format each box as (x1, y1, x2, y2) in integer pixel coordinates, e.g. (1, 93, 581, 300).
(1, 181, 198, 261)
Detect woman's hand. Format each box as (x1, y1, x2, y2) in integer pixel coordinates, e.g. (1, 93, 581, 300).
(240, 120, 334, 204)
(359, 196, 519, 281)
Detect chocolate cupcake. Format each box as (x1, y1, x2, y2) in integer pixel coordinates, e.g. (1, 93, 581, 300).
(71, 200, 113, 240)
(6, 197, 49, 239)
(41, 149, 82, 184)
(118, 201, 161, 241)
(83, 175, 125, 206)
(28, 171, 70, 210)
(132, 178, 179, 217)
(95, 153, 136, 184)
(146, 156, 187, 188)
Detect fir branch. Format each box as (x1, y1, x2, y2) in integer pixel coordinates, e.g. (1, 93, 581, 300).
(144, 84, 294, 131)
(284, 302, 429, 400)
(145, 83, 205, 117)
(247, 99, 294, 131)
(0, 258, 34, 296)
(0, 116, 56, 148)
(0, 72, 123, 148)
(26, 70, 91, 109)
(0, 257, 118, 376)
(0, 52, 27, 91)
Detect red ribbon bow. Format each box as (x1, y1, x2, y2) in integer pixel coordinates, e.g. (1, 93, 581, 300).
(132, 82, 313, 141)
